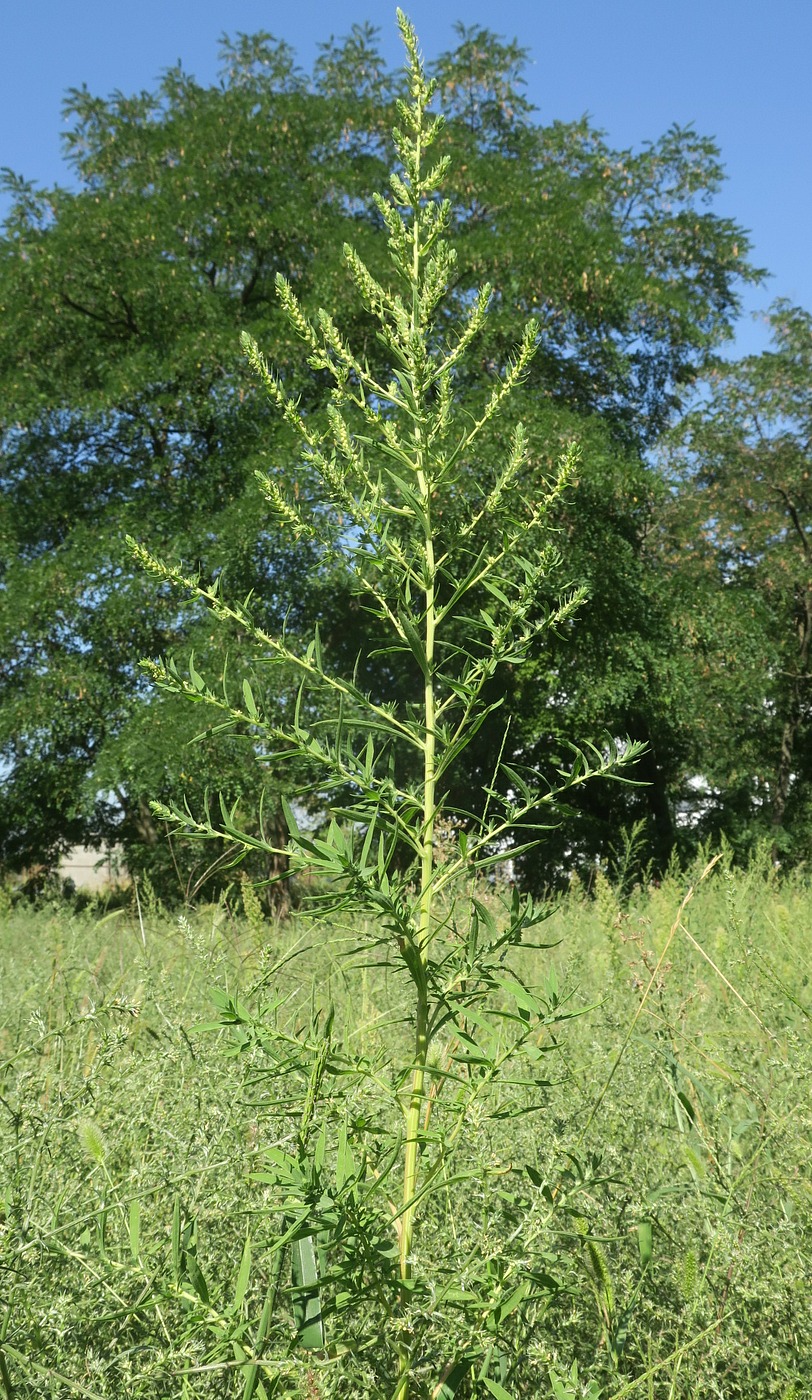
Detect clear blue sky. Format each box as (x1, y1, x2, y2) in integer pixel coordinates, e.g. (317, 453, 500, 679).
(3, 0, 810, 357)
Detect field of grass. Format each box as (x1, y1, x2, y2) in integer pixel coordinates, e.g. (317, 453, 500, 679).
(0, 851, 809, 1399)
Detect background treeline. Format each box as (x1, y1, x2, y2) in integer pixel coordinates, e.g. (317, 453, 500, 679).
(1, 23, 809, 901)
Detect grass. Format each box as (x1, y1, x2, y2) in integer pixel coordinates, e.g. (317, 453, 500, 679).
(0, 850, 809, 1398)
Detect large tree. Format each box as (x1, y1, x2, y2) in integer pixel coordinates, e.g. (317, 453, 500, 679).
(661, 302, 812, 859)
(0, 22, 757, 891)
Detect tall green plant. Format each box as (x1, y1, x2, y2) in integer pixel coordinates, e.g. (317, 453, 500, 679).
(130, 13, 643, 1396)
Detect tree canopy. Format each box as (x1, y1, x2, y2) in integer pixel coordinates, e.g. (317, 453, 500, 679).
(0, 20, 778, 895)
(661, 302, 812, 858)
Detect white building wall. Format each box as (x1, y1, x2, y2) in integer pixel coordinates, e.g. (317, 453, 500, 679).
(58, 846, 128, 891)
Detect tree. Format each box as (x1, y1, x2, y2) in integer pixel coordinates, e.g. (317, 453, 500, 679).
(0, 20, 757, 891)
(0, 31, 381, 891)
(661, 302, 812, 858)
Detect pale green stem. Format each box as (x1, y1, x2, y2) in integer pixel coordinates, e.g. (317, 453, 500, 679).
(397, 514, 435, 1393)
(397, 110, 436, 1400)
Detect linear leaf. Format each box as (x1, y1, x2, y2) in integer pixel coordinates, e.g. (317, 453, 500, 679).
(235, 1236, 252, 1309)
(128, 1199, 140, 1261)
(185, 1252, 210, 1306)
(171, 1197, 181, 1282)
(242, 1288, 273, 1400)
(484, 1381, 516, 1400)
(431, 1353, 478, 1398)
(291, 1235, 325, 1349)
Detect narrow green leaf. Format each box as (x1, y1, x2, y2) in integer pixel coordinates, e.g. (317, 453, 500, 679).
(128, 1198, 140, 1261)
(336, 1122, 357, 1192)
(313, 1121, 327, 1173)
(242, 1288, 273, 1400)
(484, 1381, 515, 1400)
(638, 1220, 653, 1269)
(481, 578, 512, 606)
(256, 1291, 273, 1346)
(400, 612, 429, 677)
(472, 897, 497, 941)
(291, 1235, 325, 1349)
(496, 1281, 530, 1322)
(186, 1252, 210, 1306)
(677, 1090, 697, 1124)
(187, 651, 206, 694)
(280, 794, 300, 840)
(431, 1353, 478, 1398)
(171, 1197, 181, 1282)
(235, 1236, 252, 1309)
(242, 678, 260, 720)
(492, 973, 544, 1016)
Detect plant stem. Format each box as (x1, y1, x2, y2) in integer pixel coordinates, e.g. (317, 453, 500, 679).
(398, 130, 436, 1387)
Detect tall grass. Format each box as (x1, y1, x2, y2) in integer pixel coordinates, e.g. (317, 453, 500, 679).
(0, 852, 809, 1397)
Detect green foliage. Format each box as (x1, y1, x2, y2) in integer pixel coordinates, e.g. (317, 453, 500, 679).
(0, 13, 757, 888)
(662, 303, 812, 860)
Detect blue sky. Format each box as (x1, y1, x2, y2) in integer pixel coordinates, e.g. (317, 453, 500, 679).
(3, 0, 810, 358)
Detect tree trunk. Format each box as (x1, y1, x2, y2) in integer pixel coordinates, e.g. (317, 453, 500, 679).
(636, 726, 677, 870)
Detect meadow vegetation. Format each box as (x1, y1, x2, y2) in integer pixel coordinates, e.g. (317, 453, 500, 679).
(0, 852, 809, 1398)
(1, 15, 810, 1400)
